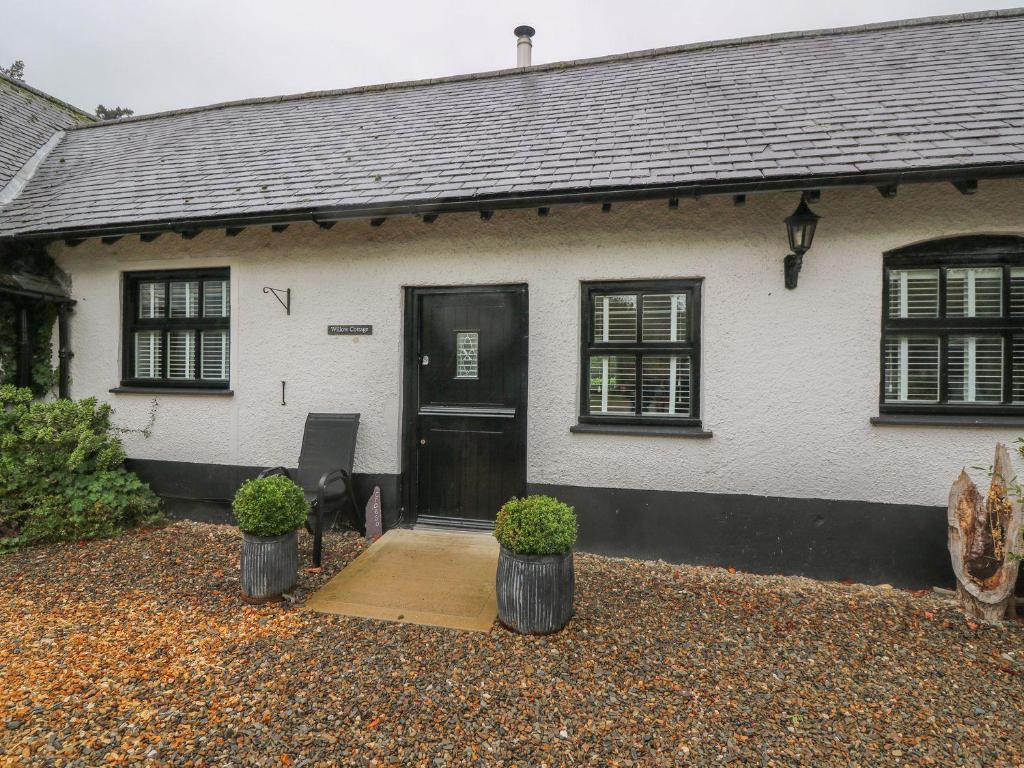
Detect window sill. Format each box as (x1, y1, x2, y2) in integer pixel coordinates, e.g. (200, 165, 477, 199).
(570, 423, 712, 438)
(871, 414, 1024, 428)
(110, 386, 233, 396)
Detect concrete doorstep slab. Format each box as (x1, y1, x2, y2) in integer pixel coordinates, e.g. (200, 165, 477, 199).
(306, 528, 499, 632)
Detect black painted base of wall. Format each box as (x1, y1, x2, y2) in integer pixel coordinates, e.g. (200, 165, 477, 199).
(527, 483, 955, 589)
(126, 459, 956, 589)
(126, 459, 403, 530)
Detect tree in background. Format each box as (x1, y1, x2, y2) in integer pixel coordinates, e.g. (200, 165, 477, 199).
(1, 60, 25, 81)
(2, 60, 135, 119)
(95, 104, 135, 120)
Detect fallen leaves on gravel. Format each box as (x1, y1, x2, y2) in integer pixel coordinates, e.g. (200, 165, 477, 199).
(0, 521, 1022, 766)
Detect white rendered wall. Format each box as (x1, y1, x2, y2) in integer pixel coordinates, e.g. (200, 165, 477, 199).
(51, 180, 1024, 508)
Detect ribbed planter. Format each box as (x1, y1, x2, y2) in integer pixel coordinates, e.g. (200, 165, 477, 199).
(496, 545, 575, 634)
(240, 530, 299, 602)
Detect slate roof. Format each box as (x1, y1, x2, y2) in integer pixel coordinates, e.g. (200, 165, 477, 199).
(2, 9, 1024, 239)
(0, 73, 91, 190)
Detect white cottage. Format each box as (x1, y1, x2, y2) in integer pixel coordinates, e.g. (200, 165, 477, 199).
(3, 10, 1024, 587)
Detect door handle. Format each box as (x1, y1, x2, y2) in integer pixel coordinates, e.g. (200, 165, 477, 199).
(421, 355, 430, 366)
(419, 438, 427, 446)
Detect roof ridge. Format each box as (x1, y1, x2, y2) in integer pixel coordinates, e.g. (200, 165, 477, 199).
(72, 7, 1024, 131)
(0, 71, 94, 121)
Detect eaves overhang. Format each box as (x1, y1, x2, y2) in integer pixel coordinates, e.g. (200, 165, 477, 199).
(3, 161, 1023, 245)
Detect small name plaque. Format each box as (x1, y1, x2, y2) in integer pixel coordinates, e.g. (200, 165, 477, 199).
(365, 486, 383, 541)
(328, 324, 373, 335)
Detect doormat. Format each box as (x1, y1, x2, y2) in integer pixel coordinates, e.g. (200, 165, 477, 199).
(306, 528, 499, 632)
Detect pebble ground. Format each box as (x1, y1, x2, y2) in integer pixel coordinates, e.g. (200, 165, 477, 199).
(1, 521, 1022, 767)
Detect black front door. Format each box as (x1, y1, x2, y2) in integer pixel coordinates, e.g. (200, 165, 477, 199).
(406, 285, 527, 525)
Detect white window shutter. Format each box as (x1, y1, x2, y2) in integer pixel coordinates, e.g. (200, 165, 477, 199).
(641, 355, 691, 416)
(1010, 268, 1024, 318)
(948, 336, 1003, 403)
(887, 269, 938, 318)
(641, 293, 688, 342)
(201, 330, 229, 381)
(1013, 336, 1024, 404)
(593, 295, 637, 343)
(946, 268, 1002, 318)
(883, 336, 939, 402)
(203, 280, 230, 318)
(169, 281, 199, 318)
(138, 282, 165, 318)
(167, 331, 196, 379)
(588, 355, 636, 413)
(133, 331, 163, 378)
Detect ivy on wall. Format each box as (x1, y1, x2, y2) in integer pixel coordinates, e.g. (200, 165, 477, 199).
(0, 242, 62, 397)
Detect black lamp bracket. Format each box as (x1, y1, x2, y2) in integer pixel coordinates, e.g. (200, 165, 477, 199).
(263, 286, 291, 315)
(784, 253, 803, 290)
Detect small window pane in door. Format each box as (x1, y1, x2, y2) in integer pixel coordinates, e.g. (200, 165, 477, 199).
(455, 332, 478, 379)
(589, 355, 636, 414)
(593, 295, 637, 342)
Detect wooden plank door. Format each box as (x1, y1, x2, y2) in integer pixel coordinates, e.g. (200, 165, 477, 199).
(407, 285, 527, 526)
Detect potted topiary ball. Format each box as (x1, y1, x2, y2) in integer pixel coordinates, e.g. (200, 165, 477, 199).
(233, 475, 309, 602)
(494, 495, 577, 634)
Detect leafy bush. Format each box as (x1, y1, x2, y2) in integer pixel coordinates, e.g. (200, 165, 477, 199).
(0, 386, 162, 551)
(494, 495, 577, 555)
(232, 475, 308, 537)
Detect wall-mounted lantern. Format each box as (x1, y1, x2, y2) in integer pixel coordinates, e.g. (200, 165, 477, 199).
(783, 199, 820, 289)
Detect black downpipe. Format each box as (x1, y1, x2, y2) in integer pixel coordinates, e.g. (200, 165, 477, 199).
(16, 302, 31, 389)
(57, 303, 71, 399)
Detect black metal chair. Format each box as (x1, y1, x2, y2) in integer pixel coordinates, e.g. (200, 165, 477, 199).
(258, 413, 363, 566)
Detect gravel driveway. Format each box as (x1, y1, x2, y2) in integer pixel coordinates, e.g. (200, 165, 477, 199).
(1, 521, 1022, 767)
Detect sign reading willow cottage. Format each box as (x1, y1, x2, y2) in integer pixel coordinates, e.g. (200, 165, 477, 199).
(328, 325, 373, 335)
(2, 10, 1024, 588)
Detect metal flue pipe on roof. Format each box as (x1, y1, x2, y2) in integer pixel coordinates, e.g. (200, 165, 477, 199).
(515, 25, 535, 67)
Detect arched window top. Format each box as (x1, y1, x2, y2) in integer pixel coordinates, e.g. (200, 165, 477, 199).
(886, 234, 1024, 263)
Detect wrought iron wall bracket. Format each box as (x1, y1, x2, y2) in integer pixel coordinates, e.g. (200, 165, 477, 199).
(263, 286, 291, 315)
(784, 253, 803, 289)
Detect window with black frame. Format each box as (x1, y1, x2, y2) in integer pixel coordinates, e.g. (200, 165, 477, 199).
(121, 268, 230, 389)
(880, 236, 1024, 417)
(579, 279, 702, 427)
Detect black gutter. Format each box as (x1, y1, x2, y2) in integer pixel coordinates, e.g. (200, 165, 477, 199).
(0, 285, 75, 304)
(4, 162, 1023, 244)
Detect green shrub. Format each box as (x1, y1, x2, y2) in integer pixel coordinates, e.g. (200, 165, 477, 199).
(232, 475, 308, 537)
(494, 495, 577, 555)
(0, 385, 162, 551)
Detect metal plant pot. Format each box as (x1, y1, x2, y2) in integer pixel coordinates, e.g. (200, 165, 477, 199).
(240, 530, 299, 602)
(496, 545, 575, 634)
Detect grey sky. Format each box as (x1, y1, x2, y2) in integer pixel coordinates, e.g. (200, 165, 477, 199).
(3, 0, 1020, 116)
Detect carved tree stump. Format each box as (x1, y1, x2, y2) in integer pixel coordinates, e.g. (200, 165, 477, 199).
(947, 443, 1024, 624)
